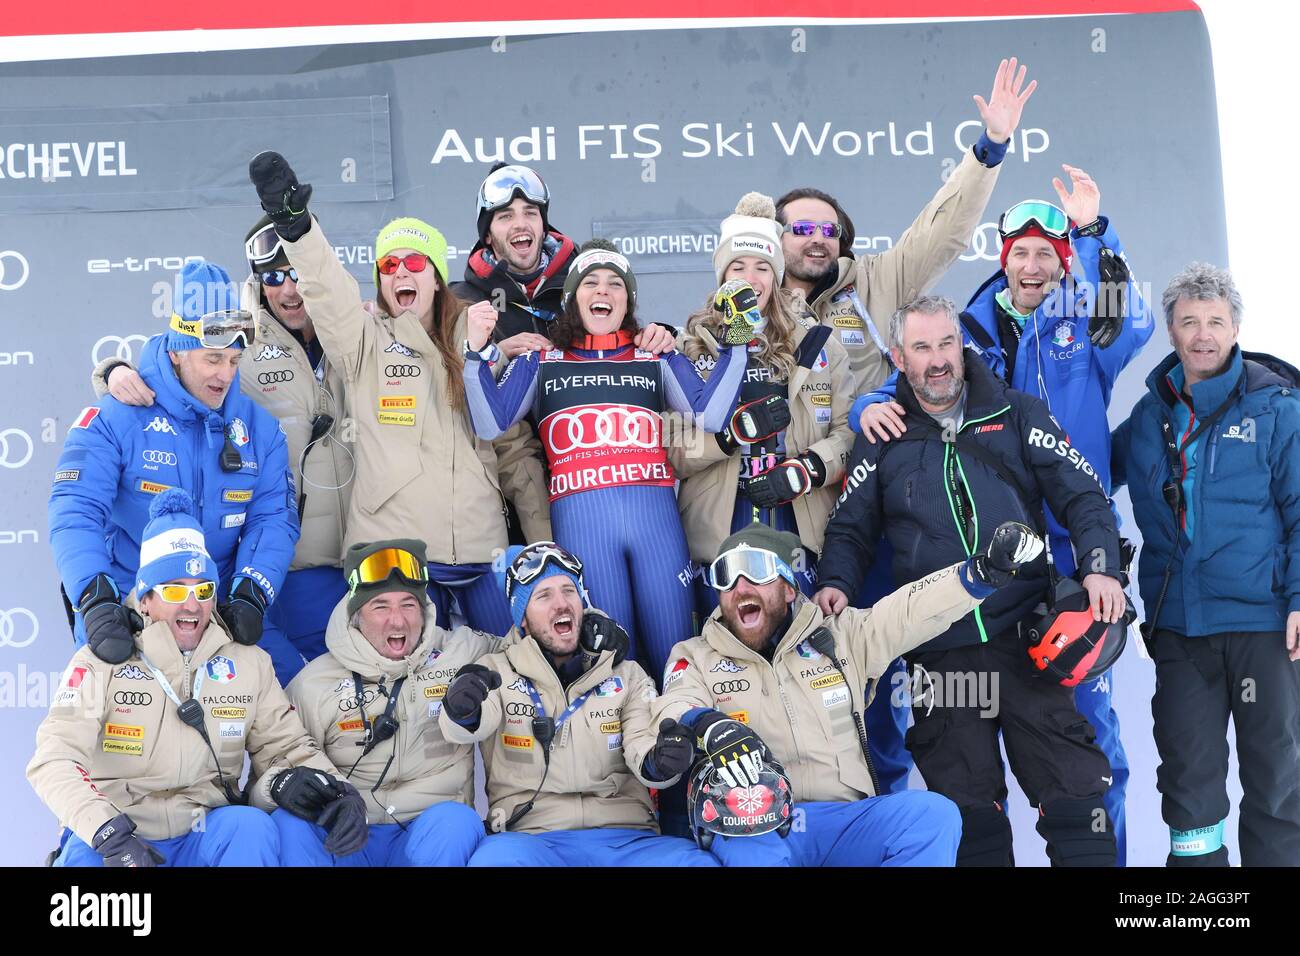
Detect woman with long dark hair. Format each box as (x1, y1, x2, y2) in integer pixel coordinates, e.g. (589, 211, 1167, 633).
(461, 239, 746, 672)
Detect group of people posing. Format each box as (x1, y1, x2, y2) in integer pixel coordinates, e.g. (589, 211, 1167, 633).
(29, 57, 1300, 868)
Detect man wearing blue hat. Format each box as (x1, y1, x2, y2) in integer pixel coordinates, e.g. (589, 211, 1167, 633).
(440, 542, 716, 866)
(49, 260, 302, 683)
(29, 489, 364, 867)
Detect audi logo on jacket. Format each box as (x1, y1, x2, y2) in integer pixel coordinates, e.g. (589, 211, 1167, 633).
(818, 350, 1121, 653)
(462, 333, 747, 501)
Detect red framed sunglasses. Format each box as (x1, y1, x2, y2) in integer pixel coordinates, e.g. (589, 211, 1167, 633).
(377, 254, 431, 275)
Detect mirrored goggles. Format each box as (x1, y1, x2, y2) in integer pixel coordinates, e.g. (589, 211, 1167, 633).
(506, 542, 583, 600)
(169, 310, 258, 349)
(477, 164, 549, 213)
(154, 581, 217, 603)
(245, 221, 283, 268)
(707, 545, 796, 592)
(350, 548, 429, 591)
(377, 254, 430, 276)
(998, 200, 1070, 242)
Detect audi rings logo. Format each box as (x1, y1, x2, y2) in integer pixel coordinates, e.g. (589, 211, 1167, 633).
(114, 691, 153, 706)
(712, 679, 750, 694)
(0, 251, 29, 291)
(960, 222, 1002, 262)
(384, 364, 420, 378)
(258, 370, 294, 385)
(505, 702, 536, 717)
(0, 607, 38, 648)
(92, 334, 149, 366)
(543, 407, 661, 455)
(141, 450, 176, 465)
(0, 428, 34, 469)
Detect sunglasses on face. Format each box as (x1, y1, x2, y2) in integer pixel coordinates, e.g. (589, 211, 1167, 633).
(377, 254, 431, 276)
(783, 220, 843, 239)
(154, 581, 217, 603)
(258, 268, 298, 287)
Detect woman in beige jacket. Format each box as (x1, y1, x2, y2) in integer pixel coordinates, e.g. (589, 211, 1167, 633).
(250, 151, 550, 636)
(672, 193, 857, 618)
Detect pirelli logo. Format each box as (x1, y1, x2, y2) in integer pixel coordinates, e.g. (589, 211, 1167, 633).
(424, 685, 447, 701)
(809, 674, 845, 690)
(599, 720, 622, 734)
(103, 740, 143, 756)
(727, 710, 749, 724)
(379, 395, 417, 409)
(377, 411, 416, 427)
(337, 718, 365, 734)
(222, 489, 253, 503)
(105, 723, 144, 740)
(210, 707, 246, 719)
(137, 480, 170, 495)
(502, 734, 534, 750)
(811, 395, 832, 407)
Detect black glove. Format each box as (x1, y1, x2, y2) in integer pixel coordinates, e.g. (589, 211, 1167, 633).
(271, 766, 342, 821)
(248, 150, 313, 242)
(579, 610, 630, 667)
(645, 719, 695, 781)
(316, 781, 369, 857)
(718, 395, 791, 454)
(443, 663, 501, 727)
(1089, 247, 1129, 349)
(692, 711, 769, 788)
(744, 453, 825, 507)
(92, 813, 164, 867)
(219, 576, 267, 647)
(969, 521, 1045, 587)
(78, 573, 142, 665)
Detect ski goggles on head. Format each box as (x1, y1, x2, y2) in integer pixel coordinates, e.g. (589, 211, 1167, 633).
(998, 200, 1070, 242)
(376, 254, 431, 276)
(350, 547, 429, 593)
(154, 581, 217, 603)
(258, 268, 298, 287)
(169, 310, 258, 349)
(707, 545, 797, 592)
(477, 164, 549, 214)
(245, 221, 284, 269)
(506, 542, 583, 600)
(782, 220, 842, 239)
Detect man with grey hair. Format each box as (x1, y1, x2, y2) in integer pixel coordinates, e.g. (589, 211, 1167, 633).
(815, 294, 1126, 866)
(1112, 262, 1300, 867)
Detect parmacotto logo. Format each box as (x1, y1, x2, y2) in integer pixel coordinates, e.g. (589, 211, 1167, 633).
(809, 673, 845, 691)
(209, 707, 246, 719)
(599, 720, 622, 734)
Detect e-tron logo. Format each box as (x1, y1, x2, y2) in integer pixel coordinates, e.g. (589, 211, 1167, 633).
(258, 370, 294, 385)
(542, 407, 661, 455)
(92, 334, 149, 365)
(384, 365, 420, 378)
(960, 222, 1002, 263)
(0, 251, 29, 291)
(113, 691, 153, 706)
(0, 607, 38, 647)
(0, 428, 34, 469)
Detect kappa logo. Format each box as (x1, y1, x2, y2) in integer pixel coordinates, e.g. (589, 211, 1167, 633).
(384, 341, 419, 358)
(506, 677, 529, 693)
(694, 354, 717, 372)
(710, 658, 746, 674)
(113, 665, 152, 681)
(143, 417, 177, 435)
(255, 344, 292, 362)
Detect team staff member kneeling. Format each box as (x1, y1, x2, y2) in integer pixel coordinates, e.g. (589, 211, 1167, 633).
(248, 151, 550, 635)
(277, 539, 497, 866)
(439, 543, 717, 866)
(28, 490, 365, 867)
(652, 523, 1042, 866)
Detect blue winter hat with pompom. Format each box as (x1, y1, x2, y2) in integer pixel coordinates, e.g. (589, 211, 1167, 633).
(135, 488, 219, 596)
